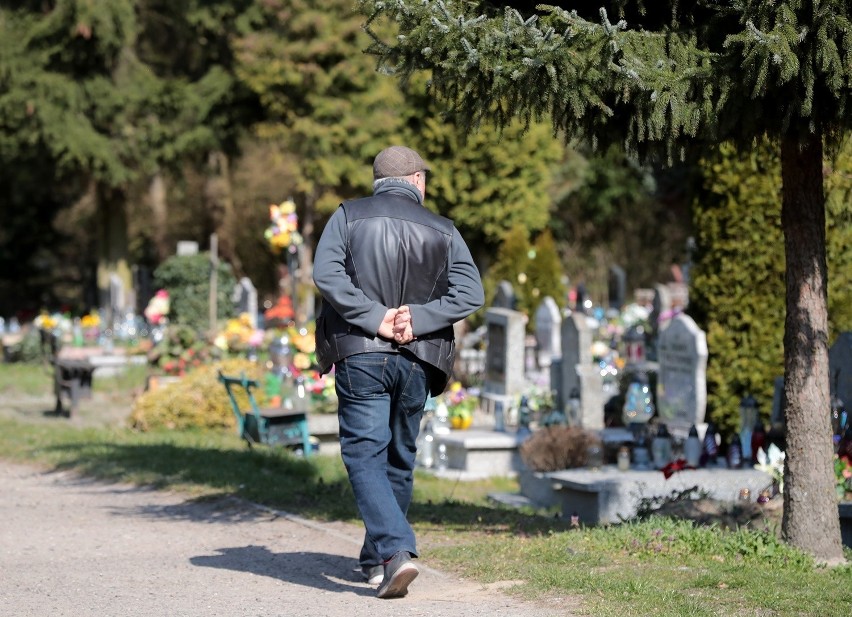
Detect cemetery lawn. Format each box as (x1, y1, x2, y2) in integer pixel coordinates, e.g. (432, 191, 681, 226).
(1, 367, 850, 616)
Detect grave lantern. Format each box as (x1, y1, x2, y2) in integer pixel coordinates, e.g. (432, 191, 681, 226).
(623, 325, 646, 366)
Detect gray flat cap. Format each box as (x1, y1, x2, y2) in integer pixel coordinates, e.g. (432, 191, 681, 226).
(373, 146, 430, 179)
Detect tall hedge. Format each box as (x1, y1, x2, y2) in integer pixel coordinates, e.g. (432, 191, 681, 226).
(690, 141, 852, 437)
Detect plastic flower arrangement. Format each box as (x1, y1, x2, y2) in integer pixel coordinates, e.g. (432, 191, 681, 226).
(214, 313, 263, 354)
(439, 382, 478, 429)
(264, 323, 337, 413)
(263, 296, 295, 328)
(755, 443, 786, 493)
(33, 312, 59, 331)
(835, 454, 852, 501)
(264, 199, 303, 253)
(80, 311, 100, 329)
(144, 289, 170, 325)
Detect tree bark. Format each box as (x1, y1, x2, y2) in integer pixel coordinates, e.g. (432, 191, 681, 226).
(147, 171, 170, 262)
(779, 131, 844, 563)
(95, 183, 132, 327)
(204, 150, 241, 273)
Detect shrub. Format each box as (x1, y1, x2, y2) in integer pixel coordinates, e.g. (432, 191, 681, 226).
(519, 425, 602, 472)
(129, 358, 266, 432)
(152, 252, 237, 333)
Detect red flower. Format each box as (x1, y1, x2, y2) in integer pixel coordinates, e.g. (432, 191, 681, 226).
(661, 458, 688, 480)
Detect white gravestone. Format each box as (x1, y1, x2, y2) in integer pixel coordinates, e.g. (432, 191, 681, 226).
(656, 313, 708, 435)
(534, 296, 562, 369)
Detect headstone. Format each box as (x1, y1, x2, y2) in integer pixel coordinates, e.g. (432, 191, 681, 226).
(555, 311, 593, 412)
(483, 308, 526, 396)
(232, 277, 258, 328)
(534, 296, 562, 368)
(829, 332, 852, 410)
(176, 240, 199, 256)
(608, 265, 626, 311)
(770, 376, 785, 429)
(493, 280, 516, 310)
(656, 313, 708, 435)
(576, 364, 605, 429)
(482, 308, 527, 429)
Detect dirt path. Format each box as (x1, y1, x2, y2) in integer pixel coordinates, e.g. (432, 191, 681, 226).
(0, 460, 577, 617)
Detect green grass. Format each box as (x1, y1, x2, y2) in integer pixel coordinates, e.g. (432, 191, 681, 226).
(0, 361, 53, 395)
(1, 363, 850, 617)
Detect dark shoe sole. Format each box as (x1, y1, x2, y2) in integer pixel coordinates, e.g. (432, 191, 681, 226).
(376, 562, 418, 599)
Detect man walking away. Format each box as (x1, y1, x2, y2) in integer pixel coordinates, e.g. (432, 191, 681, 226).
(313, 145, 484, 599)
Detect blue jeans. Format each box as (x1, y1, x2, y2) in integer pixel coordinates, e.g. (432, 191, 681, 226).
(334, 352, 430, 566)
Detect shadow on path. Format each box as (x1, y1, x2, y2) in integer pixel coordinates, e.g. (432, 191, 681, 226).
(190, 546, 375, 597)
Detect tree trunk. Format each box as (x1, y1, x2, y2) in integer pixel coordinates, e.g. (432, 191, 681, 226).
(779, 132, 844, 563)
(204, 150, 241, 273)
(299, 191, 317, 323)
(96, 183, 132, 327)
(148, 171, 170, 262)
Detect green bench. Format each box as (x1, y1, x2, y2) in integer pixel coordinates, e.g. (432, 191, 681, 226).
(218, 371, 312, 456)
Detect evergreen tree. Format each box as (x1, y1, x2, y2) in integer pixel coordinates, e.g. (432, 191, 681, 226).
(0, 1, 145, 314)
(359, 0, 852, 560)
(527, 229, 567, 310)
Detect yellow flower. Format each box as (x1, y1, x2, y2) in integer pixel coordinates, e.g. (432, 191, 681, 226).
(293, 352, 312, 370)
(80, 312, 100, 328)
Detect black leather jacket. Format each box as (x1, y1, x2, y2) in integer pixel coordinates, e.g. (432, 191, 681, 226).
(314, 191, 456, 396)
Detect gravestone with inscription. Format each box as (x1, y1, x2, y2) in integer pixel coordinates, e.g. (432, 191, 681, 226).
(656, 313, 708, 436)
(481, 307, 526, 428)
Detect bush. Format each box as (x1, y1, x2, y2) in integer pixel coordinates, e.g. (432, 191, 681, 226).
(129, 358, 266, 432)
(152, 252, 237, 333)
(519, 425, 602, 472)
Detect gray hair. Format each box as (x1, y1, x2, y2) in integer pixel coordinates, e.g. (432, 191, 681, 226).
(372, 176, 417, 192)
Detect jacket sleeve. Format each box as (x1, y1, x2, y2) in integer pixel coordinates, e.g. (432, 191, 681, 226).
(312, 207, 388, 335)
(408, 228, 484, 336)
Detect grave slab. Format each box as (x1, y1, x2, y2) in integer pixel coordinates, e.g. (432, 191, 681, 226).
(544, 466, 774, 525)
(434, 429, 525, 478)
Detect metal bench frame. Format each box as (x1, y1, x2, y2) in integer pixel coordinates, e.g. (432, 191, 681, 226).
(218, 371, 312, 455)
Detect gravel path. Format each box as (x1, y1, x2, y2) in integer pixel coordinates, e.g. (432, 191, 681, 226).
(0, 460, 578, 617)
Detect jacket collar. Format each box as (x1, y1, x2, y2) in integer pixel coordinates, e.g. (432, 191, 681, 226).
(374, 178, 423, 205)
